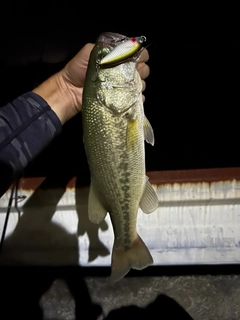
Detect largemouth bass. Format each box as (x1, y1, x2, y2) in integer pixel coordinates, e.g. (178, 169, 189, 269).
(82, 32, 158, 281)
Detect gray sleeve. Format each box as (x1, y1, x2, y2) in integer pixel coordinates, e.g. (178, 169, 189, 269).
(0, 91, 62, 196)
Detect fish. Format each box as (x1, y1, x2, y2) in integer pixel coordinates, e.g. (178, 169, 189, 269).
(82, 32, 158, 281)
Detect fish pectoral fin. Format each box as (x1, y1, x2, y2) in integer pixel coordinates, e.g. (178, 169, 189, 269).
(144, 115, 154, 146)
(88, 184, 107, 224)
(139, 177, 159, 214)
(110, 235, 153, 282)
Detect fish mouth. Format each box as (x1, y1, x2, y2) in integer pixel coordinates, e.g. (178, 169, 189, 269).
(96, 32, 144, 67)
(97, 32, 128, 48)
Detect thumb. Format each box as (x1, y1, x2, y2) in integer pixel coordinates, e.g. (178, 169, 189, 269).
(64, 43, 95, 86)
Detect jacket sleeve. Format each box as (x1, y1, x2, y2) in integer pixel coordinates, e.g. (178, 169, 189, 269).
(0, 91, 62, 197)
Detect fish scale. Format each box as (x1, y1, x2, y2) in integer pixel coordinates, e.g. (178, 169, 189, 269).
(82, 32, 159, 281)
(84, 100, 143, 246)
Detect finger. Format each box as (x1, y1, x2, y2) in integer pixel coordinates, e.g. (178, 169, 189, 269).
(75, 43, 95, 66)
(137, 62, 150, 80)
(69, 43, 94, 73)
(65, 43, 95, 85)
(142, 80, 146, 92)
(138, 48, 149, 63)
(142, 94, 146, 103)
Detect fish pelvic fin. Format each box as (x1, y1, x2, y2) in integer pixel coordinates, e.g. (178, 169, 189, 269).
(110, 234, 153, 282)
(88, 183, 107, 224)
(139, 177, 159, 214)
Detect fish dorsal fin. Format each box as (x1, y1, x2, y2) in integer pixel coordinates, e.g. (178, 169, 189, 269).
(88, 183, 108, 224)
(144, 116, 154, 146)
(139, 177, 159, 213)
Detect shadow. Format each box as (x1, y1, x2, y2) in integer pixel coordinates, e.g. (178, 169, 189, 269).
(75, 176, 109, 263)
(105, 293, 193, 320)
(0, 173, 194, 320)
(0, 268, 194, 320)
(0, 160, 19, 198)
(0, 266, 102, 320)
(0, 171, 109, 264)
(0, 172, 107, 319)
(1, 174, 78, 265)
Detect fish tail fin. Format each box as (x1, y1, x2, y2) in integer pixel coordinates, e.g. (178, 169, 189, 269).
(110, 235, 153, 282)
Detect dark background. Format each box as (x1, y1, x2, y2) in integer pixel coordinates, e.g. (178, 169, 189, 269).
(0, 14, 240, 319)
(1, 16, 239, 178)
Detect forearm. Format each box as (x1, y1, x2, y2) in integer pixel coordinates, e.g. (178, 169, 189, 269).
(0, 92, 62, 197)
(32, 71, 79, 124)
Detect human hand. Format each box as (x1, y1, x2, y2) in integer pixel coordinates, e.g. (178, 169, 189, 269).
(33, 43, 150, 124)
(137, 48, 150, 103)
(61, 43, 95, 114)
(61, 44, 150, 111)
(33, 44, 95, 124)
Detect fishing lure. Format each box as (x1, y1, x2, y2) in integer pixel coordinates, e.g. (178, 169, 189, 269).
(98, 35, 147, 67)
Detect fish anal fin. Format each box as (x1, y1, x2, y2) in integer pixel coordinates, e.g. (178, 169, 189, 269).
(139, 177, 159, 214)
(110, 234, 153, 282)
(88, 184, 107, 224)
(144, 115, 154, 146)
